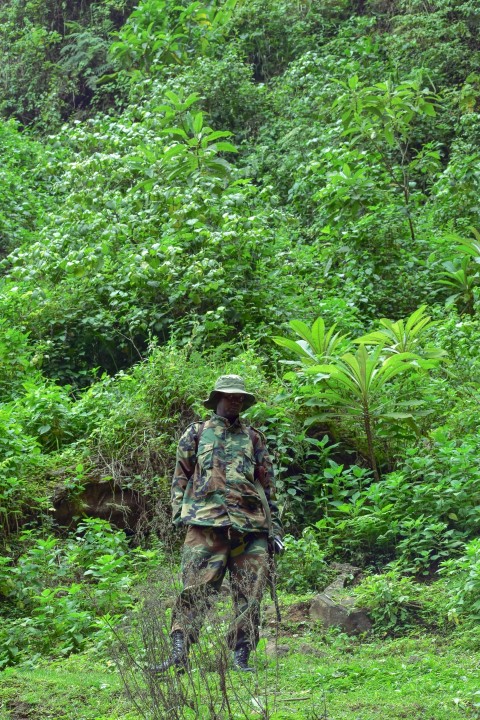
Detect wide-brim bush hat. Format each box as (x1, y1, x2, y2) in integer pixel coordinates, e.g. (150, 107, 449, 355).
(203, 374, 257, 410)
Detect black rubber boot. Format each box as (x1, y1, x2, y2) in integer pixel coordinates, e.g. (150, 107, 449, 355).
(150, 630, 189, 673)
(233, 644, 254, 672)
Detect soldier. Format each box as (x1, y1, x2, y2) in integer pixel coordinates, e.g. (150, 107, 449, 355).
(156, 374, 284, 673)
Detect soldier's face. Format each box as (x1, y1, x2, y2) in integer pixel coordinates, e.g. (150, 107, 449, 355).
(216, 393, 245, 420)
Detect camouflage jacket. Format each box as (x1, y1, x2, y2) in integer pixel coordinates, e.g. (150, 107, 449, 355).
(171, 413, 283, 537)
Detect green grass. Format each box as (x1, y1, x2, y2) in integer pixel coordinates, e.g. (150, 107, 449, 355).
(268, 633, 480, 719)
(0, 652, 135, 720)
(1, 628, 479, 720)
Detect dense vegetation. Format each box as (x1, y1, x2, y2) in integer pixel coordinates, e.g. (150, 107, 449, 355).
(1, 0, 480, 716)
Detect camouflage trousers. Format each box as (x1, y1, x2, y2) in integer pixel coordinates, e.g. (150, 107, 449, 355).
(171, 525, 269, 650)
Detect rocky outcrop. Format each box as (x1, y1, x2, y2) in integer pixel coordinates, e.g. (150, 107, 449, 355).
(309, 563, 372, 634)
(263, 564, 371, 636)
(52, 479, 151, 531)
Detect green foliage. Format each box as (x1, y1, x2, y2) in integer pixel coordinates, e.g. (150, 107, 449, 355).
(303, 344, 419, 480)
(224, 0, 349, 82)
(373, 1, 480, 87)
(353, 569, 424, 633)
(1, 0, 480, 672)
(307, 460, 373, 521)
(354, 305, 446, 360)
(0, 0, 135, 128)
(276, 311, 439, 480)
(13, 380, 77, 451)
(434, 229, 480, 314)
(0, 89, 296, 382)
(0, 407, 41, 535)
(0, 119, 54, 256)
(431, 146, 480, 233)
(273, 318, 349, 364)
(109, 0, 237, 75)
(174, 46, 268, 140)
(439, 256, 479, 314)
(334, 74, 441, 242)
(277, 528, 333, 594)
(0, 321, 38, 402)
(315, 429, 480, 570)
(441, 539, 480, 624)
(0, 519, 159, 668)
(146, 90, 238, 183)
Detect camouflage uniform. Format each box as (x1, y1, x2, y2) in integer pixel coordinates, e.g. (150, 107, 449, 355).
(170, 413, 282, 649)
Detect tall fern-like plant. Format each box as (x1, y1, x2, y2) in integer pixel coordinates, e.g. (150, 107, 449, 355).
(274, 314, 440, 481)
(439, 257, 479, 315)
(436, 228, 480, 315)
(300, 344, 421, 481)
(272, 317, 349, 364)
(353, 305, 446, 362)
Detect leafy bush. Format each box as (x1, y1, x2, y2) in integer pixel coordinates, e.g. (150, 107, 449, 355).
(176, 47, 268, 140)
(0, 407, 41, 535)
(313, 427, 480, 570)
(441, 538, 480, 624)
(0, 0, 134, 128)
(225, 0, 349, 82)
(277, 528, 333, 594)
(0, 119, 54, 256)
(0, 92, 294, 382)
(275, 309, 441, 481)
(353, 570, 424, 633)
(0, 322, 39, 402)
(0, 519, 159, 668)
(13, 380, 77, 451)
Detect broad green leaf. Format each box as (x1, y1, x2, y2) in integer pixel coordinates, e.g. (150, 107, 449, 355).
(348, 75, 359, 90)
(164, 90, 181, 105)
(160, 127, 189, 140)
(272, 336, 316, 361)
(422, 103, 436, 116)
(384, 127, 395, 146)
(204, 157, 232, 175)
(380, 412, 415, 420)
(183, 93, 201, 109)
(212, 141, 238, 153)
(289, 320, 316, 348)
(354, 330, 389, 345)
(162, 144, 186, 160)
(192, 112, 204, 134)
(204, 130, 232, 142)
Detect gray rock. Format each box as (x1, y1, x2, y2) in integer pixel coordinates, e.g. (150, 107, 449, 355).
(309, 563, 371, 635)
(297, 643, 327, 657)
(263, 604, 279, 623)
(309, 593, 372, 634)
(328, 563, 361, 590)
(264, 640, 290, 658)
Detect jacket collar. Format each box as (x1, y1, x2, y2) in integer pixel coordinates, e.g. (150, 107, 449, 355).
(211, 413, 245, 430)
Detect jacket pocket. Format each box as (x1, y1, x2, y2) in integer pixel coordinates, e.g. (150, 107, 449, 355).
(242, 448, 255, 483)
(194, 442, 215, 497)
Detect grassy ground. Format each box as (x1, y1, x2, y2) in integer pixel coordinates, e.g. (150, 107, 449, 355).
(1, 616, 479, 720)
(268, 632, 480, 719)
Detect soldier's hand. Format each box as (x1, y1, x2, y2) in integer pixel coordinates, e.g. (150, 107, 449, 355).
(273, 536, 285, 555)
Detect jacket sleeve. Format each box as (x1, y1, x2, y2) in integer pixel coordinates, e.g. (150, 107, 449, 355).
(252, 429, 284, 538)
(171, 424, 197, 526)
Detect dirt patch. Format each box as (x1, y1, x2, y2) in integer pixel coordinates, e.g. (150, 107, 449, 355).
(7, 700, 36, 719)
(284, 600, 311, 624)
(264, 599, 312, 635)
(52, 479, 152, 531)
